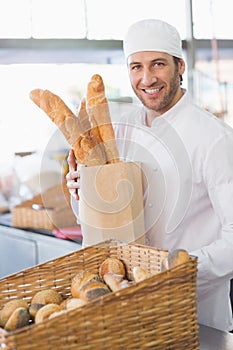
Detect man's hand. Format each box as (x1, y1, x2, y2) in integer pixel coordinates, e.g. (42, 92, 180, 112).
(66, 149, 80, 200)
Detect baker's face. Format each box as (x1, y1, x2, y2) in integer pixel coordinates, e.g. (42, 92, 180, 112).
(127, 51, 185, 115)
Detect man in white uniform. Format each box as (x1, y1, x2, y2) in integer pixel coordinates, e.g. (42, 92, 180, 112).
(66, 19, 233, 331)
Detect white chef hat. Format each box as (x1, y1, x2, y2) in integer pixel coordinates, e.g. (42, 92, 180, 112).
(123, 19, 183, 59)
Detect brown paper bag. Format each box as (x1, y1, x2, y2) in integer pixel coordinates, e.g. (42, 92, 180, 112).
(79, 161, 145, 247)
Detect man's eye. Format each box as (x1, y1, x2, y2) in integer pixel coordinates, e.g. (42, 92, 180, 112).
(154, 62, 164, 67)
(131, 65, 140, 71)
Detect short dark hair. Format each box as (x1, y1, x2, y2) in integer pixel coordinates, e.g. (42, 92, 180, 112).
(173, 56, 183, 85)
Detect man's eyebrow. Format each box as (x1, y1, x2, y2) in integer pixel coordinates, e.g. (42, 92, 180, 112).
(128, 57, 168, 66)
(128, 61, 141, 66)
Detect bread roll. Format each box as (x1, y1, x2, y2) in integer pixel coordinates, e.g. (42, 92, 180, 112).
(65, 298, 87, 310)
(99, 257, 126, 279)
(103, 272, 131, 292)
(160, 257, 169, 272)
(71, 271, 100, 298)
(35, 304, 62, 324)
(29, 303, 44, 320)
(4, 307, 30, 331)
(78, 280, 110, 302)
(167, 249, 190, 268)
(0, 299, 28, 328)
(132, 266, 152, 283)
(48, 310, 67, 320)
(86, 74, 120, 164)
(31, 289, 62, 306)
(160, 249, 190, 272)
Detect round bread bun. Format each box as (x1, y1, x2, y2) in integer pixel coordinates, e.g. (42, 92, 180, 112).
(48, 310, 67, 320)
(79, 280, 110, 302)
(31, 289, 62, 306)
(71, 271, 100, 298)
(29, 303, 44, 319)
(132, 266, 151, 283)
(99, 257, 126, 279)
(66, 298, 87, 310)
(0, 299, 28, 328)
(35, 304, 62, 324)
(167, 249, 190, 269)
(4, 307, 30, 331)
(103, 272, 124, 292)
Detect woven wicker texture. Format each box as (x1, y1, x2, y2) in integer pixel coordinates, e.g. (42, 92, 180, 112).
(11, 183, 76, 230)
(0, 240, 199, 349)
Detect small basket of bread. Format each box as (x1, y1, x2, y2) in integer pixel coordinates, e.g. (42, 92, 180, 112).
(11, 182, 77, 231)
(0, 239, 199, 350)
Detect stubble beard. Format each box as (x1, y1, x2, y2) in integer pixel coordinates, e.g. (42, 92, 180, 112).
(133, 68, 181, 113)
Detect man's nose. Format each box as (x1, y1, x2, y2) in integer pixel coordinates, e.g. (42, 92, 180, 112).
(141, 68, 157, 85)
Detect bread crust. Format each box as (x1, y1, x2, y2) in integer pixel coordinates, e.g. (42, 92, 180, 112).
(30, 74, 119, 166)
(86, 74, 120, 163)
(99, 257, 126, 279)
(30, 89, 106, 166)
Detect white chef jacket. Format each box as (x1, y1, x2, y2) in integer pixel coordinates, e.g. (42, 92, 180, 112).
(71, 90, 233, 331)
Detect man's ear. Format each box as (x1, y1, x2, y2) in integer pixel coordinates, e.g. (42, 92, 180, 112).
(179, 59, 185, 75)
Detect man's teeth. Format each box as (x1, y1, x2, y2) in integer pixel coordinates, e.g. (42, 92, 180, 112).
(144, 88, 160, 94)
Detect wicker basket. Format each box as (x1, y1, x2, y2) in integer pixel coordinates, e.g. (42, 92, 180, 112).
(11, 182, 77, 230)
(0, 240, 199, 350)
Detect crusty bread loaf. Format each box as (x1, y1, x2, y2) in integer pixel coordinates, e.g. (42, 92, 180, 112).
(30, 89, 106, 166)
(30, 89, 82, 144)
(30, 74, 119, 166)
(86, 74, 120, 164)
(75, 97, 107, 165)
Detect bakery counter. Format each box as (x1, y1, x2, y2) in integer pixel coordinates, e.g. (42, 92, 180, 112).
(0, 213, 82, 278)
(199, 324, 233, 349)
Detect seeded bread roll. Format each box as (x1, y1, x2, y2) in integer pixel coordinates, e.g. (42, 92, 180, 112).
(4, 307, 30, 331)
(78, 280, 111, 302)
(71, 271, 101, 298)
(0, 299, 29, 328)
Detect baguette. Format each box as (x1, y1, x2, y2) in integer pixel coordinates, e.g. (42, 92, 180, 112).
(75, 97, 106, 165)
(30, 89, 106, 166)
(86, 74, 120, 163)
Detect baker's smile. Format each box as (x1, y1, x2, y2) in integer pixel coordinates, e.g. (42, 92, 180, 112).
(144, 87, 162, 94)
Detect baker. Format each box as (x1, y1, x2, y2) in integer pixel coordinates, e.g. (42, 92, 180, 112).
(66, 18, 233, 332)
